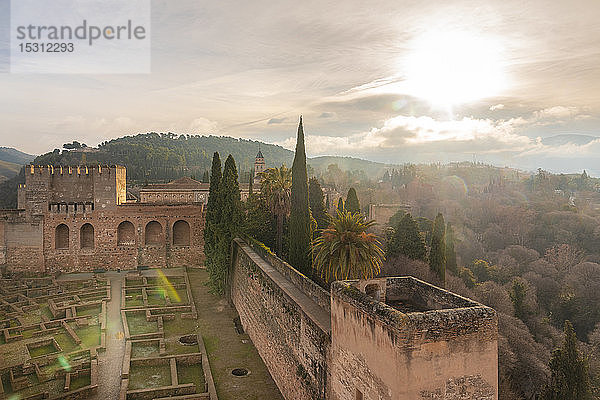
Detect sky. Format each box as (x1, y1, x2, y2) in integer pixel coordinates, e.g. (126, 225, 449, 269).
(1, 0, 600, 175)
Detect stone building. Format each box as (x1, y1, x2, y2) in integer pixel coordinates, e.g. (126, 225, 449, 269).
(141, 176, 255, 204)
(0, 165, 205, 274)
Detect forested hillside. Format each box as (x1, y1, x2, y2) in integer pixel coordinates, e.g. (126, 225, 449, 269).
(34, 133, 295, 183)
(330, 163, 600, 400)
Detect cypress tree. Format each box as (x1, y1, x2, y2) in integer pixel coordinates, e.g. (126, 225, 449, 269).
(203, 152, 221, 275)
(543, 321, 592, 400)
(387, 213, 427, 261)
(345, 187, 360, 215)
(445, 222, 457, 275)
(288, 116, 312, 275)
(210, 154, 243, 294)
(248, 168, 254, 196)
(337, 197, 344, 212)
(309, 177, 329, 230)
(429, 213, 446, 286)
(202, 170, 209, 183)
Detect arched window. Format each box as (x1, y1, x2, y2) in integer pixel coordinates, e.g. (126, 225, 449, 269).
(145, 221, 162, 245)
(173, 220, 190, 246)
(55, 224, 69, 249)
(80, 223, 94, 249)
(117, 221, 136, 246)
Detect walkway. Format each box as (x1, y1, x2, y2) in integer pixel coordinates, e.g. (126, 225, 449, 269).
(91, 272, 126, 400)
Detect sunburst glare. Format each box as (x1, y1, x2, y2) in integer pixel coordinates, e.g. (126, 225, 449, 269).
(403, 30, 508, 108)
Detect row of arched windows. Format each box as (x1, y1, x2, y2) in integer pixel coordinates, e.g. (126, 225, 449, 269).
(54, 220, 191, 250)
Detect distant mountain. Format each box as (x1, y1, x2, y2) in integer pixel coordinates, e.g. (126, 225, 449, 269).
(0, 147, 34, 165)
(541, 134, 599, 146)
(307, 156, 399, 178)
(0, 147, 34, 181)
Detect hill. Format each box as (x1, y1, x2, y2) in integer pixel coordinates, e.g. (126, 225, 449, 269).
(0, 147, 34, 165)
(307, 156, 398, 178)
(0, 159, 23, 181)
(32, 133, 397, 183)
(0, 147, 34, 182)
(34, 133, 295, 183)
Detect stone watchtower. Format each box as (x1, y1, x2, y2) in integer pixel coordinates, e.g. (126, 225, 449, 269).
(17, 165, 127, 216)
(253, 148, 266, 185)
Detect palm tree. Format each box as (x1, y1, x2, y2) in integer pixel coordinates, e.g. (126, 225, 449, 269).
(312, 210, 385, 283)
(260, 165, 292, 255)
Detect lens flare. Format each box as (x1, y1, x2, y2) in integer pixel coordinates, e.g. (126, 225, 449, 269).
(58, 355, 72, 372)
(157, 270, 181, 302)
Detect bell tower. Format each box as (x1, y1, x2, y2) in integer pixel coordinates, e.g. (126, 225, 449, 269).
(253, 146, 266, 184)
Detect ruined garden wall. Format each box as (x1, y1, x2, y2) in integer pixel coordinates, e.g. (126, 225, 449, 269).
(0, 211, 45, 273)
(229, 238, 331, 400)
(329, 282, 499, 400)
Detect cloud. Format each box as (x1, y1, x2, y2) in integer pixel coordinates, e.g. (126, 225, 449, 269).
(279, 114, 534, 156)
(490, 104, 505, 111)
(534, 106, 580, 120)
(318, 112, 335, 118)
(267, 117, 287, 124)
(189, 117, 218, 133)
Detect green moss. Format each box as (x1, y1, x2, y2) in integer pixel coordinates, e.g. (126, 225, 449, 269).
(177, 363, 205, 390)
(128, 364, 171, 390)
(69, 373, 91, 390)
(75, 324, 100, 348)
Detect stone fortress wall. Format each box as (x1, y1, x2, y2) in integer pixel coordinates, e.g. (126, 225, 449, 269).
(1, 165, 205, 274)
(229, 237, 498, 400)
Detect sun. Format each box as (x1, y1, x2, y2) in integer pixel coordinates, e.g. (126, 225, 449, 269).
(403, 30, 507, 108)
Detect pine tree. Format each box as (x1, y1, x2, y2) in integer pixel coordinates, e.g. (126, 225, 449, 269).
(429, 213, 446, 286)
(309, 177, 329, 230)
(337, 197, 344, 212)
(288, 116, 312, 275)
(345, 187, 360, 215)
(445, 222, 457, 275)
(210, 154, 243, 294)
(387, 213, 427, 261)
(203, 152, 221, 276)
(543, 321, 592, 400)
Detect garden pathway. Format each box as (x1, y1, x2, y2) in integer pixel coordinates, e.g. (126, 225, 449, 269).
(91, 271, 126, 400)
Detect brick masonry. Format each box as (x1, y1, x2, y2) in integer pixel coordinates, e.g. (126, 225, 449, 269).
(229, 238, 498, 400)
(229, 238, 330, 400)
(1, 166, 204, 274)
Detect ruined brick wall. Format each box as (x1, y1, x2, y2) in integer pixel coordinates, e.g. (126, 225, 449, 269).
(229, 238, 331, 400)
(368, 204, 411, 227)
(329, 281, 498, 400)
(0, 210, 44, 273)
(42, 203, 205, 273)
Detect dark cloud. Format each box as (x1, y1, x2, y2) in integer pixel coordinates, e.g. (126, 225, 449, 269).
(267, 117, 287, 125)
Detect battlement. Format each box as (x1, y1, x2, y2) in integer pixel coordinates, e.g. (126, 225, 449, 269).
(26, 164, 125, 176)
(19, 165, 127, 215)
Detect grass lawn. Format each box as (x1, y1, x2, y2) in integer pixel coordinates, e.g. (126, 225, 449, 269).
(177, 363, 205, 391)
(128, 364, 171, 390)
(126, 313, 158, 336)
(70, 373, 91, 390)
(187, 269, 282, 400)
(131, 341, 160, 358)
(75, 324, 101, 348)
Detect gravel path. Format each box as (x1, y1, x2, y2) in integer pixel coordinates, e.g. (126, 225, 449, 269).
(91, 272, 126, 400)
